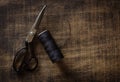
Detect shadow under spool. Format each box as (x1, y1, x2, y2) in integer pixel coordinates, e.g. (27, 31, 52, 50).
(38, 30, 64, 63)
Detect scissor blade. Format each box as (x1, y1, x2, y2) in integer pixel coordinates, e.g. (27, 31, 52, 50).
(26, 5, 46, 43)
(32, 5, 46, 29)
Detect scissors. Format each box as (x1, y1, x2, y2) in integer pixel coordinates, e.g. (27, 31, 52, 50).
(13, 5, 46, 73)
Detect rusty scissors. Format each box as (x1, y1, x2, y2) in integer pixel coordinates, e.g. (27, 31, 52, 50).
(13, 5, 46, 73)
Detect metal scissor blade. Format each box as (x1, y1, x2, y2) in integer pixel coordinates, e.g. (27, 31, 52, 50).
(32, 5, 47, 29)
(26, 5, 47, 43)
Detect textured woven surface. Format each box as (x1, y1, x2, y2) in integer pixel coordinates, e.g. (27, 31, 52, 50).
(0, 0, 120, 82)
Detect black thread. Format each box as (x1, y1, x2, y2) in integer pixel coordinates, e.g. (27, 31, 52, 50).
(38, 30, 64, 63)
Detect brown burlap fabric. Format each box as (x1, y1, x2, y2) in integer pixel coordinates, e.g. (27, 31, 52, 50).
(0, 0, 120, 82)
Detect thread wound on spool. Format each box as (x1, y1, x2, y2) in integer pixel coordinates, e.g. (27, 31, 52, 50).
(38, 30, 64, 63)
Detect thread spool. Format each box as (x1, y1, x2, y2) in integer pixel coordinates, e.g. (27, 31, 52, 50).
(38, 30, 64, 63)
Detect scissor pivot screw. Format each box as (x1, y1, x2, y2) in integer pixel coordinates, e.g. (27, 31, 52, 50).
(30, 31, 33, 34)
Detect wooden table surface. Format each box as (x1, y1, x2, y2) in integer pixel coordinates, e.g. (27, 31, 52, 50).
(0, 0, 120, 82)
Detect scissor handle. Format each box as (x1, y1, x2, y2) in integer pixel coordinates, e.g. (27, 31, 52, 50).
(25, 42, 38, 71)
(13, 47, 27, 73)
(13, 43, 38, 73)
(24, 56, 38, 71)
